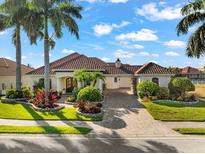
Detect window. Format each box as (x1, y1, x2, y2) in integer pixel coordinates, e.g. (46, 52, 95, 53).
(152, 78, 159, 85)
(114, 77, 118, 83)
(2, 83, 5, 90)
(38, 78, 52, 89)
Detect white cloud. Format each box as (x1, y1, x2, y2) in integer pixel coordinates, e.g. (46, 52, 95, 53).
(0, 30, 7, 36)
(22, 56, 27, 60)
(136, 3, 182, 21)
(85, 44, 104, 50)
(139, 51, 150, 56)
(115, 28, 158, 41)
(119, 41, 144, 49)
(93, 21, 130, 37)
(164, 40, 186, 48)
(1, 56, 11, 60)
(152, 53, 159, 57)
(114, 49, 136, 58)
(101, 57, 111, 62)
(112, 21, 130, 28)
(61, 49, 76, 54)
(109, 0, 128, 3)
(165, 51, 180, 56)
(93, 24, 113, 36)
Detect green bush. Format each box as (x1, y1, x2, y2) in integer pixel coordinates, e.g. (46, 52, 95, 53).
(137, 80, 160, 99)
(22, 86, 33, 99)
(77, 86, 102, 102)
(169, 77, 195, 100)
(158, 87, 169, 100)
(67, 96, 75, 102)
(5, 89, 16, 99)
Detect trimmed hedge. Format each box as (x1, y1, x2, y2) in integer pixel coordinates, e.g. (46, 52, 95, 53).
(77, 86, 102, 102)
(137, 80, 159, 99)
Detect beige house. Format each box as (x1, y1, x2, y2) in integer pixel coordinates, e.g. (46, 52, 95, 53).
(0, 58, 34, 94)
(27, 52, 174, 93)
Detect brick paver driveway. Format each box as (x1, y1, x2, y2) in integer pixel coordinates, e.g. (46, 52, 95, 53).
(97, 89, 179, 137)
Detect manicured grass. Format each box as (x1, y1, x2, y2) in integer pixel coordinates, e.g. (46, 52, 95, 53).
(142, 101, 205, 121)
(174, 128, 205, 135)
(0, 125, 92, 134)
(0, 102, 102, 121)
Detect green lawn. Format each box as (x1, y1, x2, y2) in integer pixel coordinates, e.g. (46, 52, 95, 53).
(142, 101, 205, 121)
(0, 102, 102, 121)
(174, 128, 205, 135)
(0, 125, 92, 134)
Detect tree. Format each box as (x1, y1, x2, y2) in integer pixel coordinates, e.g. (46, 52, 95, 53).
(30, 0, 82, 103)
(92, 72, 105, 86)
(0, 0, 28, 91)
(176, 0, 205, 58)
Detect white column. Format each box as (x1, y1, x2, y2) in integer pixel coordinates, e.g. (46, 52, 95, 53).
(77, 81, 81, 88)
(99, 79, 103, 91)
(56, 77, 62, 92)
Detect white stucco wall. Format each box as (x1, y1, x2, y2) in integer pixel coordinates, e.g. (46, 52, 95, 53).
(137, 74, 173, 87)
(105, 76, 132, 89)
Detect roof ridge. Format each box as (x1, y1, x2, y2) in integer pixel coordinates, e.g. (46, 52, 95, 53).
(135, 62, 152, 74)
(2, 58, 9, 67)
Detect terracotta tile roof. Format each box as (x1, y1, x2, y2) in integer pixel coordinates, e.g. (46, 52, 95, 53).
(27, 52, 81, 75)
(135, 62, 173, 75)
(28, 53, 172, 75)
(0, 58, 34, 76)
(104, 63, 141, 74)
(53, 55, 106, 70)
(180, 66, 200, 75)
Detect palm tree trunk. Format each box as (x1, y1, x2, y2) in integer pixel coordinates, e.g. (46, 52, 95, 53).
(44, 16, 50, 105)
(16, 24, 21, 91)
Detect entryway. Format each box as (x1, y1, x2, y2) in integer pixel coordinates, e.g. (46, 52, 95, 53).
(66, 77, 77, 92)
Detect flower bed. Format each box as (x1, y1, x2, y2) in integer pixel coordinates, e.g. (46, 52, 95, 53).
(1, 97, 27, 104)
(77, 109, 104, 118)
(30, 103, 65, 112)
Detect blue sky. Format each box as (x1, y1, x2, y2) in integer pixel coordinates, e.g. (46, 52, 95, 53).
(0, 0, 204, 68)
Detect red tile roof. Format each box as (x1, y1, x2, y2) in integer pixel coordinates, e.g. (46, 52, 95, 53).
(135, 62, 173, 75)
(180, 66, 200, 75)
(0, 58, 34, 76)
(27, 53, 172, 75)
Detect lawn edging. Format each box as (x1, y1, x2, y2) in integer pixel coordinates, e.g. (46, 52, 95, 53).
(174, 128, 205, 135)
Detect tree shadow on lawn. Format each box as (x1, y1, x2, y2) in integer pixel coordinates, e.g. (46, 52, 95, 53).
(0, 131, 179, 153)
(151, 101, 205, 108)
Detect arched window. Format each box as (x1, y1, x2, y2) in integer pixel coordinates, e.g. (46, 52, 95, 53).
(152, 78, 159, 85)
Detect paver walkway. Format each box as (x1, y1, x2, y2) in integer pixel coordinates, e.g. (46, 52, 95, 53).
(0, 89, 179, 137)
(161, 121, 205, 129)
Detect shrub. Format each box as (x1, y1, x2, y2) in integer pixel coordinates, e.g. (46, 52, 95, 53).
(22, 86, 33, 99)
(33, 89, 58, 108)
(137, 80, 160, 99)
(77, 101, 101, 114)
(67, 96, 75, 102)
(158, 87, 169, 100)
(169, 77, 195, 100)
(77, 86, 102, 102)
(5, 89, 16, 99)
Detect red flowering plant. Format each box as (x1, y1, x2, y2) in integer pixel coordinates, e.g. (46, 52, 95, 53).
(33, 89, 58, 108)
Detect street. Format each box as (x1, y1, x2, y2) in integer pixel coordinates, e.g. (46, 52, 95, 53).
(0, 135, 205, 153)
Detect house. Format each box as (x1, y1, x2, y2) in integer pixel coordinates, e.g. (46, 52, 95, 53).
(0, 58, 34, 94)
(179, 66, 205, 84)
(27, 52, 174, 93)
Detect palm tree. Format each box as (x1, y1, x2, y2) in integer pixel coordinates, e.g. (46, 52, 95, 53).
(92, 72, 105, 86)
(0, 0, 28, 91)
(30, 0, 82, 103)
(176, 0, 205, 58)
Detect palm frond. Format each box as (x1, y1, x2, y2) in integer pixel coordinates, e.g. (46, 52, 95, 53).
(186, 23, 205, 58)
(176, 12, 205, 35)
(181, 0, 205, 16)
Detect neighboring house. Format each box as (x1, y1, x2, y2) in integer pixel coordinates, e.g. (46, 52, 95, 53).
(0, 58, 34, 94)
(27, 52, 174, 93)
(179, 66, 205, 84)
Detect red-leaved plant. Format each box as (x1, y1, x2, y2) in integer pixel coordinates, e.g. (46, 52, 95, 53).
(34, 89, 58, 108)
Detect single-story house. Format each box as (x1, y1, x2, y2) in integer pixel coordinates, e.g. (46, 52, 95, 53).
(179, 66, 205, 84)
(0, 58, 34, 94)
(27, 52, 174, 93)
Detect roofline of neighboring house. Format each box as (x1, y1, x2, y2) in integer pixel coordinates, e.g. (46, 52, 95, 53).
(52, 69, 106, 72)
(135, 73, 175, 76)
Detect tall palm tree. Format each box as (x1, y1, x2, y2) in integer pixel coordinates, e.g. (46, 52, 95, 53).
(92, 72, 105, 87)
(176, 0, 205, 58)
(0, 0, 28, 91)
(30, 0, 82, 103)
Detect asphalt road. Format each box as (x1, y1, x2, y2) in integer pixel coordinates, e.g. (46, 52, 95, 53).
(0, 135, 205, 153)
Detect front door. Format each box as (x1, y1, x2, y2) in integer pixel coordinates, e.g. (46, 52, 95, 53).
(66, 77, 74, 92)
